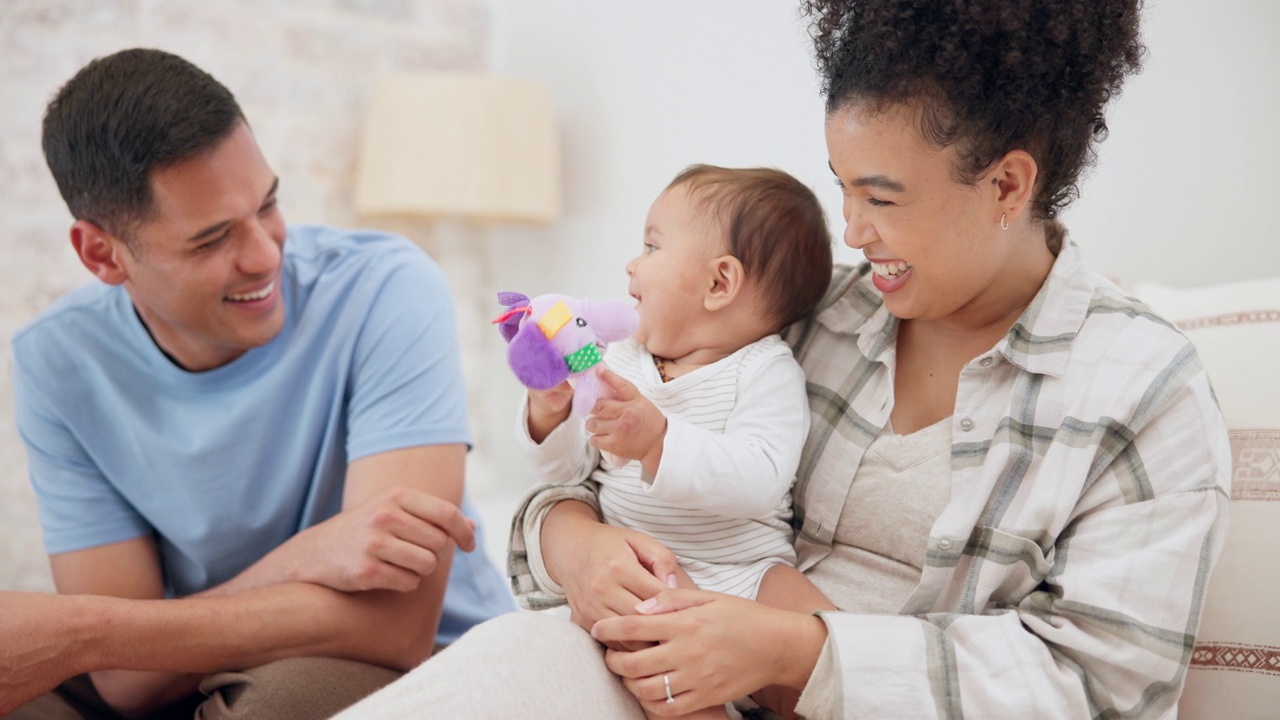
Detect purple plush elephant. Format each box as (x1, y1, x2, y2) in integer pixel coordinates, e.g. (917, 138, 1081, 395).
(493, 292, 640, 416)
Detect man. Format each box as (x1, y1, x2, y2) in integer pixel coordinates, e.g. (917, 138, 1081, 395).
(5, 48, 514, 719)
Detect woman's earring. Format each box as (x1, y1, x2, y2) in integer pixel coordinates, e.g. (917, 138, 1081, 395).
(1000, 213, 1009, 230)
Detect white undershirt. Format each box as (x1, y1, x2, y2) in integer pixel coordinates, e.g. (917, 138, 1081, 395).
(805, 417, 953, 613)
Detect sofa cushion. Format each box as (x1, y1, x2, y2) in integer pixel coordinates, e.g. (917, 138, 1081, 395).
(1130, 276, 1280, 719)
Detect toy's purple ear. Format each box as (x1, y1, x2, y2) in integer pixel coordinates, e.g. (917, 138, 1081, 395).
(494, 292, 533, 343)
(496, 313, 523, 343)
(507, 322, 569, 390)
(498, 291, 530, 307)
(581, 300, 640, 344)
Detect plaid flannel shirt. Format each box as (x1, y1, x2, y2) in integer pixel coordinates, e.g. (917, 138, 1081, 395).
(508, 242, 1231, 719)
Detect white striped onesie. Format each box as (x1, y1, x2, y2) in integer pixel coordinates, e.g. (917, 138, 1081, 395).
(516, 334, 808, 599)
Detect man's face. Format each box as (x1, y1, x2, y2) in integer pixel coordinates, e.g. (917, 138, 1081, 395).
(116, 121, 287, 371)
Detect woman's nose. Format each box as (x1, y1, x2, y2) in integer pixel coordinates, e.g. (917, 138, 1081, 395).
(842, 199, 871, 250)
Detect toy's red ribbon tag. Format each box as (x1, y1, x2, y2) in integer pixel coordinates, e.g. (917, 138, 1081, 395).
(492, 305, 532, 324)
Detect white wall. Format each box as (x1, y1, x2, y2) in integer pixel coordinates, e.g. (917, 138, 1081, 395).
(477, 0, 1280, 493)
(491, 0, 1280, 298)
(489, 3, 833, 302)
(1065, 0, 1280, 286)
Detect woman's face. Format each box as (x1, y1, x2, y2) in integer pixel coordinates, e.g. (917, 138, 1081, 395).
(825, 102, 1039, 328)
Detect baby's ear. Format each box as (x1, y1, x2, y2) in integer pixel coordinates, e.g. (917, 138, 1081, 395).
(705, 255, 745, 311)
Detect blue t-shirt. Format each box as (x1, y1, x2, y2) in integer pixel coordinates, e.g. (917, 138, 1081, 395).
(11, 224, 514, 643)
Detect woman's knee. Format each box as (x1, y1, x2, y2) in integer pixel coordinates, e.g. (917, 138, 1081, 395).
(452, 609, 601, 659)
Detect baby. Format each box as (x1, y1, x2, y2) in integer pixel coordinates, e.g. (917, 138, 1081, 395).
(518, 164, 836, 718)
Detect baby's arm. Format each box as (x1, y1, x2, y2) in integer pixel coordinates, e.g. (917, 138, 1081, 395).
(645, 348, 809, 519)
(516, 383, 599, 487)
(756, 565, 838, 614)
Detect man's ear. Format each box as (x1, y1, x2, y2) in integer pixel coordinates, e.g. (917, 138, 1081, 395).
(70, 219, 130, 285)
(705, 255, 745, 312)
(989, 149, 1038, 227)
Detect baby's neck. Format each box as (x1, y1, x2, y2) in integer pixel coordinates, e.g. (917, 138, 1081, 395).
(650, 298, 778, 378)
(652, 327, 773, 379)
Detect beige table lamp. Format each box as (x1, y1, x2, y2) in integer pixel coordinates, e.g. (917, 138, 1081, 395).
(353, 74, 562, 494)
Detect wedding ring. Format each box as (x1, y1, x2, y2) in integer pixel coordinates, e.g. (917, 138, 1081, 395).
(663, 673, 674, 704)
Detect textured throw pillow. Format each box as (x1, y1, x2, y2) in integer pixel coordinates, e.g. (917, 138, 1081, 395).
(1130, 277, 1280, 719)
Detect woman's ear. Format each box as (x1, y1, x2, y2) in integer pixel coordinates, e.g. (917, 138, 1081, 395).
(990, 149, 1038, 226)
(705, 255, 746, 312)
(70, 220, 130, 285)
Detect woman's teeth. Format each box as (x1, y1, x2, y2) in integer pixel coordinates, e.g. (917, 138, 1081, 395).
(871, 261, 911, 278)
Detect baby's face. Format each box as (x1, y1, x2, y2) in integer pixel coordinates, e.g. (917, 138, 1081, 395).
(625, 184, 723, 359)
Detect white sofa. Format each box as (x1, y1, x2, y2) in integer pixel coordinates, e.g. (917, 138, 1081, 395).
(1129, 276, 1280, 719)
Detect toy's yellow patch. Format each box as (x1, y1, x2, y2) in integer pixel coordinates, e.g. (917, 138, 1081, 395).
(538, 301, 573, 339)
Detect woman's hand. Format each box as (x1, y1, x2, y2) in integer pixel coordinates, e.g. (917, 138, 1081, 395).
(541, 502, 680, 639)
(591, 589, 828, 716)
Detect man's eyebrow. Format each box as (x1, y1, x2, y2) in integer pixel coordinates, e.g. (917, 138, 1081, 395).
(184, 177, 280, 244)
(828, 161, 906, 193)
(185, 219, 232, 244)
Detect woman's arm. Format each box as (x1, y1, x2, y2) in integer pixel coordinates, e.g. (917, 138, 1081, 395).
(592, 348, 1231, 718)
(783, 354, 1232, 718)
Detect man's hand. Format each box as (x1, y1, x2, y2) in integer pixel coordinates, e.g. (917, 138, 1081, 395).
(262, 487, 475, 594)
(586, 369, 667, 475)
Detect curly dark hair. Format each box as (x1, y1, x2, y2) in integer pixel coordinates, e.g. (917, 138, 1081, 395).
(801, 0, 1144, 239)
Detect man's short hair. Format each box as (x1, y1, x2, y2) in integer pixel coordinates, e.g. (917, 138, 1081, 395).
(669, 164, 833, 331)
(42, 48, 245, 245)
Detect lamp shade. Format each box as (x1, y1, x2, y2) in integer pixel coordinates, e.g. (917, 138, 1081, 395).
(354, 74, 561, 225)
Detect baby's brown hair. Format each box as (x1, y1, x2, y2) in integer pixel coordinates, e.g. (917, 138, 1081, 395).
(669, 165, 833, 331)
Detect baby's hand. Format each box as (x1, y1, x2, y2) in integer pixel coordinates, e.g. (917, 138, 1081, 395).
(586, 369, 667, 475)
(527, 381, 574, 443)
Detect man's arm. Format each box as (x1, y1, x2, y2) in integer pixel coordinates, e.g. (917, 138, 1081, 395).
(0, 580, 443, 717)
(48, 443, 469, 719)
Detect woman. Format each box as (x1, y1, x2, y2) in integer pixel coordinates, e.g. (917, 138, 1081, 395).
(335, 1, 1230, 717)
